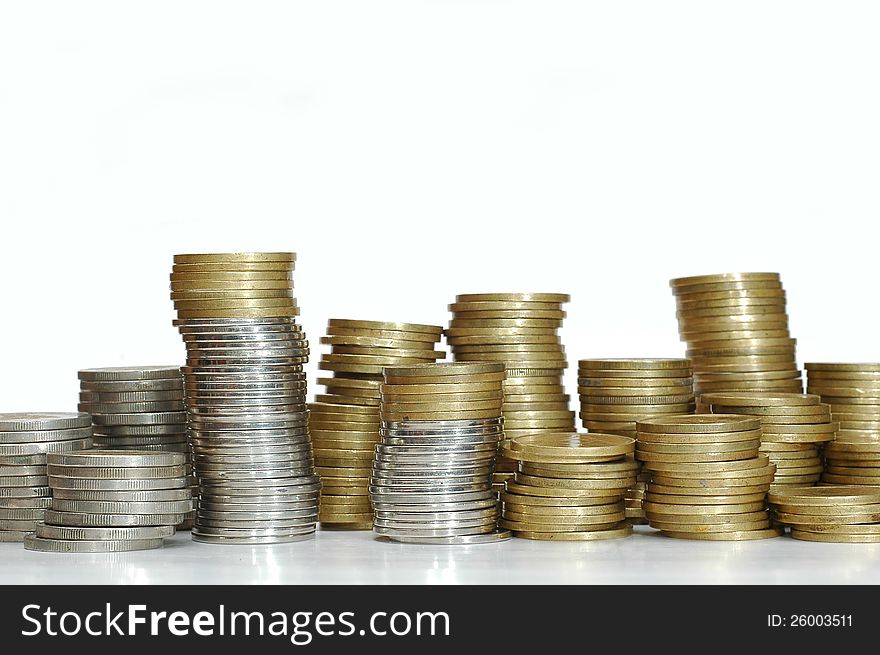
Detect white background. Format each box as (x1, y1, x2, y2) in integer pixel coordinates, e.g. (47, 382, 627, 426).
(1, 0, 879, 413)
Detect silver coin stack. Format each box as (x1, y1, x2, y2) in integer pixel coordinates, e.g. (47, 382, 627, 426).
(170, 252, 319, 545)
(25, 450, 187, 553)
(371, 362, 511, 544)
(77, 366, 196, 528)
(0, 413, 93, 542)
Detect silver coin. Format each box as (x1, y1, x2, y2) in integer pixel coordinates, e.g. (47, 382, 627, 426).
(373, 524, 495, 538)
(380, 435, 502, 447)
(381, 426, 503, 437)
(185, 392, 304, 404)
(192, 451, 312, 463)
(187, 417, 309, 429)
(24, 535, 165, 553)
(373, 516, 496, 531)
(191, 530, 315, 545)
(92, 435, 187, 447)
(49, 451, 186, 468)
(376, 443, 499, 456)
(78, 367, 181, 382)
(106, 443, 189, 453)
(34, 522, 176, 540)
(189, 433, 310, 445)
(186, 403, 307, 416)
(43, 510, 186, 527)
(0, 486, 51, 498)
(370, 480, 491, 492)
(185, 381, 307, 392)
(373, 454, 495, 467)
(184, 346, 310, 357)
(192, 447, 312, 459)
(182, 371, 307, 383)
(381, 417, 504, 429)
(183, 365, 306, 375)
(198, 501, 318, 515)
(181, 330, 306, 342)
(371, 497, 497, 513)
(175, 315, 301, 327)
(369, 489, 495, 503)
(0, 465, 45, 476)
(79, 401, 185, 414)
(52, 488, 192, 502)
(191, 524, 315, 538)
(200, 476, 321, 490)
(384, 529, 511, 545)
(0, 530, 30, 542)
(0, 427, 94, 444)
(49, 475, 187, 491)
(188, 427, 310, 439)
(0, 507, 48, 520)
(80, 379, 183, 392)
(0, 438, 93, 456)
(0, 519, 39, 531)
(0, 474, 49, 486)
(79, 390, 184, 403)
(94, 424, 187, 436)
(373, 508, 497, 522)
(46, 462, 187, 479)
(195, 468, 318, 482)
(198, 494, 319, 506)
(0, 413, 92, 431)
(196, 517, 317, 530)
(91, 412, 187, 427)
(0, 497, 53, 509)
(51, 499, 195, 514)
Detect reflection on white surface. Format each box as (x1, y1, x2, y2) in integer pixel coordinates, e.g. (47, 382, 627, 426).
(1, 526, 879, 585)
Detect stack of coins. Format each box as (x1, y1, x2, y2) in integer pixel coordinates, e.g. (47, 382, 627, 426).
(25, 450, 187, 552)
(767, 486, 880, 543)
(669, 273, 802, 395)
(370, 362, 510, 544)
(313, 319, 444, 529)
(0, 413, 93, 542)
(446, 293, 573, 492)
(699, 392, 836, 489)
(77, 366, 195, 528)
(170, 252, 319, 545)
(806, 363, 880, 485)
(500, 433, 636, 541)
(578, 359, 696, 523)
(637, 415, 782, 540)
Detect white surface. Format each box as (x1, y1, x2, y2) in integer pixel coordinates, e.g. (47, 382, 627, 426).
(2, 527, 879, 585)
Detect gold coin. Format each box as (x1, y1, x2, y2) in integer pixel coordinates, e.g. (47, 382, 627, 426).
(320, 336, 439, 351)
(687, 330, 793, 344)
(772, 501, 880, 516)
(581, 403, 694, 415)
(329, 345, 444, 359)
(379, 383, 503, 396)
(577, 369, 692, 380)
(380, 409, 501, 421)
(819, 473, 880, 485)
(512, 473, 631, 491)
(503, 512, 625, 528)
(699, 392, 819, 407)
(579, 388, 694, 400)
(790, 523, 880, 535)
(453, 343, 564, 354)
(504, 481, 620, 499)
(325, 319, 442, 335)
(774, 510, 880, 525)
(175, 307, 299, 319)
(670, 272, 781, 288)
(578, 359, 691, 371)
(706, 405, 830, 419)
(309, 402, 378, 416)
(174, 298, 297, 312)
(647, 482, 771, 496)
(649, 471, 774, 486)
(380, 400, 502, 412)
(500, 492, 622, 507)
(455, 293, 570, 303)
(637, 440, 760, 455)
(637, 415, 760, 434)
(450, 300, 564, 311)
(805, 363, 880, 373)
(174, 252, 295, 264)
(170, 270, 292, 282)
(674, 288, 786, 303)
(637, 428, 762, 445)
(500, 518, 623, 533)
(661, 527, 782, 540)
(642, 454, 769, 473)
(322, 354, 441, 366)
(695, 381, 804, 393)
(383, 392, 504, 404)
(503, 501, 624, 516)
(326, 327, 440, 342)
(383, 362, 504, 378)
(646, 492, 767, 505)
(448, 335, 561, 346)
(517, 457, 639, 474)
(315, 377, 380, 389)
(511, 525, 632, 541)
(508, 393, 570, 403)
(171, 289, 294, 301)
(790, 530, 880, 543)
(509, 432, 634, 460)
(518, 464, 637, 481)
(643, 500, 766, 515)
(677, 297, 787, 312)
(451, 309, 566, 320)
(768, 485, 880, 506)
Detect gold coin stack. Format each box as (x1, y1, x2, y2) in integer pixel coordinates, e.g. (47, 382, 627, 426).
(637, 415, 782, 540)
(170, 252, 320, 545)
(768, 486, 880, 543)
(499, 433, 636, 541)
(312, 319, 444, 529)
(577, 359, 696, 524)
(669, 273, 802, 396)
(806, 363, 880, 486)
(446, 293, 574, 492)
(370, 362, 510, 545)
(699, 392, 836, 489)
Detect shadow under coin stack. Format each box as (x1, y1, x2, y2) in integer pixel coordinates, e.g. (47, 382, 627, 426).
(170, 252, 319, 545)
(0, 413, 93, 542)
(77, 367, 195, 528)
(500, 433, 636, 541)
(670, 273, 802, 396)
(699, 393, 835, 490)
(26, 450, 187, 552)
(446, 293, 573, 494)
(768, 486, 880, 543)
(806, 363, 880, 486)
(577, 359, 695, 524)
(370, 362, 510, 544)
(636, 415, 782, 541)
(312, 319, 444, 529)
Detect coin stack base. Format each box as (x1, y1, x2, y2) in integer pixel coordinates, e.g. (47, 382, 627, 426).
(670, 273, 802, 396)
(501, 432, 636, 541)
(578, 359, 695, 524)
(768, 486, 880, 542)
(314, 319, 444, 529)
(371, 363, 509, 544)
(0, 413, 93, 542)
(637, 414, 781, 541)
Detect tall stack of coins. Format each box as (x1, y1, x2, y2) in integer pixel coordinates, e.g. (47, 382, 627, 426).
(312, 319, 444, 529)
(446, 293, 573, 492)
(170, 252, 319, 545)
(0, 413, 93, 542)
(699, 393, 836, 489)
(25, 450, 187, 552)
(577, 359, 696, 524)
(500, 433, 636, 541)
(637, 415, 782, 540)
(806, 363, 880, 485)
(670, 273, 802, 395)
(370, 362, 510, 544)
(77, 367, 195, 527)
(767, 486, 880, 543)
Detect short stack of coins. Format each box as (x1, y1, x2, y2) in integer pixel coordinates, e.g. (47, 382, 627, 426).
(77, 366, 195, 528)
(500, 433, 636, 541)
(699, 392, 836, 489)
(806, 363, 880, 486)
(25, 450, 187, 552)
(0, 413, 93, 542)
(768, 486, 880, 543)
(170, 252, 319, 545)
(370, 362, 510, 544)
(446, 293, 573, 493)
(670, 273, 802, 396)
(312, 319, 444, 529)
(577, 359, 696, 524)
(637, 415, 782, 540)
